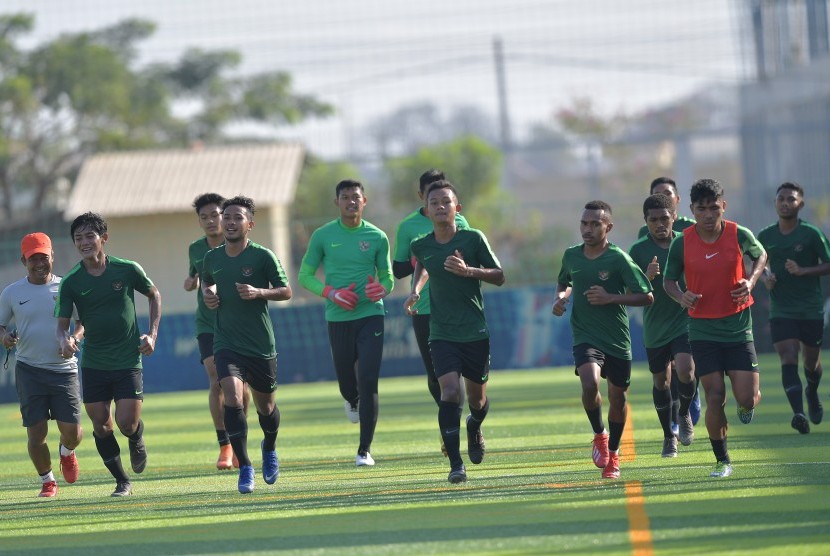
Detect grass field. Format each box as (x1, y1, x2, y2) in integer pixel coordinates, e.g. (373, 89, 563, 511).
(1, 354, 829, 555)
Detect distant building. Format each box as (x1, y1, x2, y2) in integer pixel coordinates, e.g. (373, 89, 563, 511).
(64, 143, 305, 315)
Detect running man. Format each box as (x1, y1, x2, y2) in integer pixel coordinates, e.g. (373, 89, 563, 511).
(0, 233, 83, 498)
(664, 178, 766, 478)
(393, 169, 469, 455)
(184, 192, 249, 469)
(298, 179, 394, 467)
(56, 213, 161, 497)
(637, 176, 700, 429)
(201, 195, 292, 494)
(757, 181, 829, 433)
(628, 194, 697, 457)
(552, 200, 653, 479)
(405, 180, 505, 484)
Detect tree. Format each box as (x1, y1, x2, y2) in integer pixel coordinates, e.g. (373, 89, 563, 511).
(0, 14, 333, 219)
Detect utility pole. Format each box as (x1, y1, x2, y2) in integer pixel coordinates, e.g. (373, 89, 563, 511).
(493, 36, 512, 152)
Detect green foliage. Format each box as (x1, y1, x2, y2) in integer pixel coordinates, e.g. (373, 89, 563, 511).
(384, 135, 502, 210)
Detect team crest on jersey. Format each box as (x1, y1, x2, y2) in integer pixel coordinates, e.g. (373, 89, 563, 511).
(598, 270, 610, 281)
(241, 266, 254, 277)
(111, 280, 124, 292)
(794, 244, 804, 253)
(359, 241, 370, 252)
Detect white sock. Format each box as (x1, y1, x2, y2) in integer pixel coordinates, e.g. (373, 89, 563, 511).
(59, 444, 74, 457)
(39, 470, 55, 483)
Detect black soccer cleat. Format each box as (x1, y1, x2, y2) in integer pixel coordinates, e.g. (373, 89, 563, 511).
(466, 415, 486, 465)
(448, 464, 467, 484)
(129, 437, 147, 474)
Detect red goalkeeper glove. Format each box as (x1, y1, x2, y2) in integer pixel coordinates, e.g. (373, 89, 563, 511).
(365, 276, 388, 302)
(322, 283, 358, 310)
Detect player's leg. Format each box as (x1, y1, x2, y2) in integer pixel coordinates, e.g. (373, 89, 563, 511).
(328, 321, 360, 422)
(646, 345, 675, 452)
(50, 369, 83, 484)
(674, 351, 697, 445)
(246, 358, 280, 485)
(574, 344, 607, 469)
(462, 339, 490, 465)
(113, 369, 146, 475)
(413, 314, 441, 405)
(16, 362, 58, 495)
(725, 341, 761, 425)
(354, 316, 384, 465)
(770, 318, 807, 431)
(432, 340, 467, 482)
(603, 357, 630, 478)
(692, 341, 732, 477)
(800, 319, 824, 425)
(215, 351, 251, 468)
(669, 361, 680, 436)
(83, 368, 131, 494)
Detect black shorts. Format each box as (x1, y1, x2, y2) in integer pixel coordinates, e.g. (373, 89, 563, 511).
(690, 340, 758, 377)
(429, 339, 490, 385)
(769, 318, 824, 346)
(197, 333, 215, 363)
(215, 349, 277, 394)
(15, 361, 82, 427)
(82, 367, 144, 404)
(645, 334, 692, 374)
(573, 343, 631, 388)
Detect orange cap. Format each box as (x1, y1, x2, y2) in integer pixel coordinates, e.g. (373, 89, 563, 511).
(21, 232, 52, 259)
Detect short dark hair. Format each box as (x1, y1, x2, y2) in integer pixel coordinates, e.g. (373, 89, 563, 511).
(584, 200, 612, 214)
(419, 169, 445, 193)
(689, 178, 724, 204)
(650, 176, 677, 194)
(222, 195, 255, 216)
(425, 179, 459, 201)
(335, 179, 364, 197)
(193, 193, 225, 213)
(643, 193, 675, 216)
(70, 212, 107, 238)
(776, 181, 804, 197)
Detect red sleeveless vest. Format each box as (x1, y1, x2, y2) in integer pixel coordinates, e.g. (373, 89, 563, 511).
(682, 220, 752, 318)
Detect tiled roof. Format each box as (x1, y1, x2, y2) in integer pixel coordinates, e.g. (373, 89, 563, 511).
(66, 143, 304, 217)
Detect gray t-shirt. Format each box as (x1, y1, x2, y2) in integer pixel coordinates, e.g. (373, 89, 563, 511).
(0, 275, 78, 372)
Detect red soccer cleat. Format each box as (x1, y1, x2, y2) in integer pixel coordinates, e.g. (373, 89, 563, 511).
(602, 452, 620, 479)
(60, 450, 79, 484)
(592, 432, 610, 468)
(39, 481, 58, 498)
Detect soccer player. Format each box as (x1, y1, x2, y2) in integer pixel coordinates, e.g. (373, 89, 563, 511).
(184, 192, 249, 469)
(628, 195, 697, 457)
(552, 200, 653, 479)
(200, 196, 292, 494)
(393, 169, 469, 455)
(56, 213, 161, 497)
(0, 233, 84, 498)
(757, 182, 830, 433)
(404, 180, 505, 484)
(664, 178, 766, 478)
(637, 176, 700, 429)
(298, 179, 394, 467)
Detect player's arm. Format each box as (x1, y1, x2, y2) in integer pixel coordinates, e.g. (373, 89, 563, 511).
(0, 293, 16, 349)
(783, 260, 830, 277)
(446, 232, 505, 286)
(238, 254, 292, 302)
(139, 285, 161, 356)
(731, 227, 767, 302)
(404, 259, 429, 315)
(663, 238, 701, 310)
(56, 317, 81, 359)
(392, 223, 414, 279)
(0, 324, 17, 350)
(184, 252, 199, 291)
(551, 282, 572, 316)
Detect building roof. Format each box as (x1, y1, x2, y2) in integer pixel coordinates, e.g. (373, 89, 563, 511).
(65, 143, 305, 218)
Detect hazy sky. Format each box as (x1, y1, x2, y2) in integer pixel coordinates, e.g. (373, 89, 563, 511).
(4, 0, 748, 158)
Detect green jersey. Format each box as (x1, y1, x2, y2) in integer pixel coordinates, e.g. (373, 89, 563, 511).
(201, 241, 288, 359)
(664, 224, 764, 342)
(298, 218, 394, 322)
(411, 228, 501, 342)
(557, 243, 652, 360)
(757, 219, 830, 319)
(188, 237, 221, 336)
(628, 231, 688, 348)
(637, 215, 695, 239)
(55, 256, 155, 370)
(393, 207, 469, 315)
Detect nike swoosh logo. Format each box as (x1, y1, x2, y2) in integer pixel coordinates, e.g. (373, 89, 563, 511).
(374, 331, 383, 337)
(81, 289, 93, 296)
(423, 255, 433, 260)
(134, 390, 143, 395)
(705, 253, 719, 260)
(751, 363, 758, 368)
(212, 269, 223, 274)
(331, 243, 342, 248)
(18, 300, 30, 305)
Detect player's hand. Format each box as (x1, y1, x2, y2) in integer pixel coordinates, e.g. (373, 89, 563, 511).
(365, 276, 388, 302)
(680, 290, 702, 310)
(203, 286, 220, 309)
(784, 259, 804, 276)
(551, 296, 569, 316)
(730, 279, 752, 304)
(445, 249, 471, 277)
(585, 285, 613, 305)
(404, 292, 421, 315)
(646, 255, 660, 281)
(58, 334, 79, 359)
(236, 282, 260, 300)
(139, 334, 156, 356)
(323, 283, 359, 310)
(2, 330, 17, 350)
(762, 268, 777, 290)
(183, 274, 199, 291)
